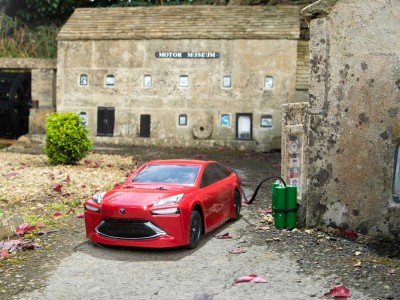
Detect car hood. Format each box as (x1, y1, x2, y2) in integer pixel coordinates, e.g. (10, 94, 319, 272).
(102, 184, 194, 208)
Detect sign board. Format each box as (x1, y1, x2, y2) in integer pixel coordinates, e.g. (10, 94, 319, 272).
(155, 52, 219, 59)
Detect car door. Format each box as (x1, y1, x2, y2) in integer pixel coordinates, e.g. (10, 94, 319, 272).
(200, 163, 231, 231)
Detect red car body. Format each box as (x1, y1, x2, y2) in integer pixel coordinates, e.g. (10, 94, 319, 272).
(84, 159, 242, 249)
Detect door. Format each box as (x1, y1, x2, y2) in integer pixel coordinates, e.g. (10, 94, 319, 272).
(236, 113, 252, 140)
(140, 114, 151, 138)
(97, 107, 115, 136)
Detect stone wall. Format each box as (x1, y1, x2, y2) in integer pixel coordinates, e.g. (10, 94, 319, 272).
(301, 0, 400, 236)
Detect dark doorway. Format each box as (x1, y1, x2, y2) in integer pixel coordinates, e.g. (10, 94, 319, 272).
(97, 107, 115, 136)
(140, 114, 151, 138)
(0, 72, 31, 139)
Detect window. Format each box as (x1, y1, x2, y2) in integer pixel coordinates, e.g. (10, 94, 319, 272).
(260, 115, 272, 128)
(264, 76, 274, 89)
(79, 74, 88, 86)
(144, 75, 152, 88)
(105, 74, 115, 87)
(221, 114, 230, 127)
(393, 145, 400, 203)
(132, 164, 200, 185)
(236, 113, 253, 140)
(97, 107, 115, 136)
(200, 163, 231, 188)
(178, 114, 187, 126)
(222, 75, 231, 88)
(179, 75, 189, 87)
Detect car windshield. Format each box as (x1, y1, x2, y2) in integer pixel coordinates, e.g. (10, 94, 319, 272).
(131, 164, 200, 184)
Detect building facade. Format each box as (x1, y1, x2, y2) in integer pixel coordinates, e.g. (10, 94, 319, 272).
(57, 6, 301, 151)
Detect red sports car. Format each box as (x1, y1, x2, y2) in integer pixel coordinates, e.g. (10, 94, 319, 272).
(84, 159, 242, 249)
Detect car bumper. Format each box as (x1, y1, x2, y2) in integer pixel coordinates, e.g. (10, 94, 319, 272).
(84, 210, 188, 248)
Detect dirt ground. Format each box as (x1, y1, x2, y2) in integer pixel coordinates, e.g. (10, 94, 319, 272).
(0, 143, 399, 299)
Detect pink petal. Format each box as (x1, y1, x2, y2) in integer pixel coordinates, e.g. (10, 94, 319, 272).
(258, 208, 272, 214)
(36, 222, 45, 228)
(0, 250, 10, 259)
(214, 233, 232, 239)
(229, 247, 247, 254)
(233, 274, 267, 285)
(3, 172, 18, 178)
(320, 285, 352, 298)
(75, 212, 85, 219)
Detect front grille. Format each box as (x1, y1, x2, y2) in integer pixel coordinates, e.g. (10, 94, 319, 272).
(96, 219, 166, 240)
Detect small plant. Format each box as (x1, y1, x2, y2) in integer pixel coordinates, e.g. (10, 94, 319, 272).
(45, 112, 92, 165)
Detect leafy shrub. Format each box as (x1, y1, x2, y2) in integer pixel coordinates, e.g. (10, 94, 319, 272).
(45, 112, 92, 165)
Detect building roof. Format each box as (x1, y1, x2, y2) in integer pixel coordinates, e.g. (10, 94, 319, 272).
(296, 40, 309, 90)
(57, 6, 300, 41)
(301, 0, 339, 23)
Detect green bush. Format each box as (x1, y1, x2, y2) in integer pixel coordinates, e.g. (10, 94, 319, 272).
(45, 112, 93, 165)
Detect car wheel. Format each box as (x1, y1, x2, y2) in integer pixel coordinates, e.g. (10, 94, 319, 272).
(233, 191, 241, 220)
(187, 210, 202, 249)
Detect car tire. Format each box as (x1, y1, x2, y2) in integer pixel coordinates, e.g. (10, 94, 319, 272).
(233, 191, 241, 220)
(187, 210, 202, 249)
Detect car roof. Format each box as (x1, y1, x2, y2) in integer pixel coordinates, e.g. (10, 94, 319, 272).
(146, 159, 214, 166)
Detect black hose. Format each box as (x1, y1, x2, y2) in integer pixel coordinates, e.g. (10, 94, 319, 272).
(232, 168, 286, 205)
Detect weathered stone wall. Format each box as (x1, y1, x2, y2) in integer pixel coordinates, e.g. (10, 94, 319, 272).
(57, 38, 298, 151)
(302, 0, 400, 236)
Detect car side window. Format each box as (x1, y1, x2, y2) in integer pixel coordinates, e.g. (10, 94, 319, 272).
(200, 163, 230, 188)
(213, 163, 231, 179)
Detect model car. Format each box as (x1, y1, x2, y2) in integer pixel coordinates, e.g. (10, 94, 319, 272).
(84, 159, 242, 249)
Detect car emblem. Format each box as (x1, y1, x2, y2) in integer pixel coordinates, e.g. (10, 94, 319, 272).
(119, 208, 126, 214)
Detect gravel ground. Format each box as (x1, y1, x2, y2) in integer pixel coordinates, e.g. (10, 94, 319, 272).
(0, 144, 399, 299)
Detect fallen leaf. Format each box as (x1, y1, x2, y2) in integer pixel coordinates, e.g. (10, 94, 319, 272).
(66, 208, 75, 214)
(229, 247, 247, 254)
(21, 242, 41, 250)
(3, 172, 18, 178)
(320, 285, 352, 298)
(65, 175, 71, 183)
(340, 229, 358, 238)
(53, 212, 62, 217)
(233, 274, 267, 285)
(214, 233, 232, 239)
(16, 223, 36, 235)
(62, 192, 70, 197)
(51, 183, 63, 192)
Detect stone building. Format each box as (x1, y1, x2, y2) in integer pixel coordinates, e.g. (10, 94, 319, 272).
(282, 0, 400, 236)
(56, 6, 302, 151)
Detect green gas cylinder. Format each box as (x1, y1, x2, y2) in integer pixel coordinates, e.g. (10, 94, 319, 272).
(286, 185, 297, 228)
(271, 181, 280, 217)
(274, 185, 286, 229)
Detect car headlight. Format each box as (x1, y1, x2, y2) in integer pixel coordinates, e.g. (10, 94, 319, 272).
(84, 203, 101, 212)
(151, 207, 181, 215)
(155, 194, 184, 206)
(92, 192, 106, 204)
